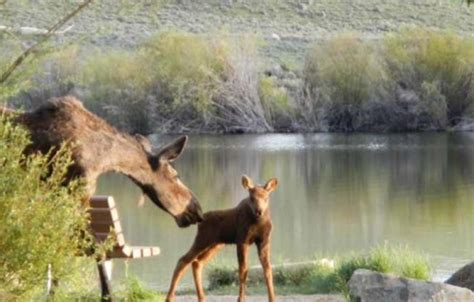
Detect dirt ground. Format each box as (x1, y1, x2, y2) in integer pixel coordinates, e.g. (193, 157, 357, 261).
(176, 295, 345, 302)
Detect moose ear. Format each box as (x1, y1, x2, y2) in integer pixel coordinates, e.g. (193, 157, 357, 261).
(157, 136, 188, 162)
(135, 134, 153, 153)
(241, 175, 254, 190)
(264, 178, 278, 193)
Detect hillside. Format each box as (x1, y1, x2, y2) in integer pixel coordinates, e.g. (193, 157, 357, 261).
(1, 0, 473, 65)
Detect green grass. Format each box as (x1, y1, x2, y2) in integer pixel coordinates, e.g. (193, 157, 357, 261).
(50, 275, 164, 302)
(206, 244, 431, 295)
(14, 244, 430, 300)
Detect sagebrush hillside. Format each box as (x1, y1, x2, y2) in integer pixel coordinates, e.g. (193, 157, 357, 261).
(1, 0, 473, 64)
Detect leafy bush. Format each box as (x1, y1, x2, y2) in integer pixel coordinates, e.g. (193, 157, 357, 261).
(301, 30, 474, 132)
(0, 117, 90, 300)
(80, 49, 154, 133)
(78, 32, 274, 133)
(259, 77, 293, 131)
(6, 29, 474, 133)
(384, 28, 474, 125)
(116, 276, 164, 302)
(303, 34, 386, 131)
(80, 32, 224, 133)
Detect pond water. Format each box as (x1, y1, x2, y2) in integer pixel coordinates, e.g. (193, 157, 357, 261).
(95, 133, 474, 291)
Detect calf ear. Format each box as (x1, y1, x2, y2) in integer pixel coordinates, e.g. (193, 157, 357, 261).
(157, 136, 188, 162)
(264, 178, 278, 193)
(242, 175, 254, 190)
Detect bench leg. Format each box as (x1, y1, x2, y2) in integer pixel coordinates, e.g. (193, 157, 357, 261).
(45, 264, 59, 298)
(97, 260, 114, 302)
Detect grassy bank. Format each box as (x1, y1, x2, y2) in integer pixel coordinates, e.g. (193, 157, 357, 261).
(4, 28, 474, 134)
(24, 244, 429, 300)
(205, 244, 431, 297)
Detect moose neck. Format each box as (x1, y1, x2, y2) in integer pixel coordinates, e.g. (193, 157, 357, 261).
(97, 133, 152, 188)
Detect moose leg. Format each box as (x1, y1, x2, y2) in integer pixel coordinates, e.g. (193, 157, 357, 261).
(192, 244, 224, 302)
(166, 245, 207, 302)
(237, 243, 250, 302)
(257, 240, 275, 302)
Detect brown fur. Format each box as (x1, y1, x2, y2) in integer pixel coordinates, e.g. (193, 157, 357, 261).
(1, 96, 203, 227)
(166, 176, 279, 302)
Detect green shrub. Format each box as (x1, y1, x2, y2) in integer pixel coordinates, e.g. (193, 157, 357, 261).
(79, 32, 273, 133)
(0, 117, 90, 300)
(117, 276, 164, 302)
(384, 28, 474, 124)
(79, 49, 153, 133)
(336, 244, 431, 293)
(303, 34, 386, 131)
(259, 77, 293, 131)
(208, 265, 238, 290)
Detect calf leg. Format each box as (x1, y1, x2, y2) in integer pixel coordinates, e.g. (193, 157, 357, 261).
(257, 240, 275, 302)
(192, 244, 224, 302)
(237, 244, 250, 302)
(166, 244, 207, 302)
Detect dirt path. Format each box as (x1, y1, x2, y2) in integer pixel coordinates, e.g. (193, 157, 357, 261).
(176, 295, 345, 302)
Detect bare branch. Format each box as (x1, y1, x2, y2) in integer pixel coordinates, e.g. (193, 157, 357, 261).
(0, 0, 93, 85)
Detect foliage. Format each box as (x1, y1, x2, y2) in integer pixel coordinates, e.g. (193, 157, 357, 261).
(259, 76, 292, 131)
(383, 28, 474, 125)
(301, 30, 474, 132)
(0, 37, 43, 101)
(77, 32, 274, 133)
(303, 34, 386, 131)
(0, 117, 91, 300)
(305, 34, 384, 107)
(118, 276, 164, 302)
(0, 0, 92, 102)
(79, 48, 153, 133)
(207, 244, 431, 295)
(5, 29, 474, 133)
(48, 271, 164, 302)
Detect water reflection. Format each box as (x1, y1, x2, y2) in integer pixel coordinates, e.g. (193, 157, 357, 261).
(95, 133, 474, 290)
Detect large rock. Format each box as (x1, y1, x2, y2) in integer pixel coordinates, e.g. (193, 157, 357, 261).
(349, 269, 474, 302)
(446, 262, 474, 291)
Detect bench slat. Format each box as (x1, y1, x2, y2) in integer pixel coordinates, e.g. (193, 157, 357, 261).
(89, 208, 119, 224)
(88, 196, 160, 260)
(90, 223, 122, 234)
(107, 245, 160, 259)
(90, 196, 116, 208)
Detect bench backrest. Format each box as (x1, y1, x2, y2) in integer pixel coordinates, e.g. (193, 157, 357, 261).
(88, 196, 126, 247)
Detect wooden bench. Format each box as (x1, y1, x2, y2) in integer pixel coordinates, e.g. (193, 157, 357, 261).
(88, 196, 160, 301)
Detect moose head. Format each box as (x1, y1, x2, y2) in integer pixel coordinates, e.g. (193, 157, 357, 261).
(135, 135, 203, 227)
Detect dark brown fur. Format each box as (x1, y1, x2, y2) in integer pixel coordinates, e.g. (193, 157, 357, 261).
(1, 96, 203, 227)
(166, 176, 278, 302)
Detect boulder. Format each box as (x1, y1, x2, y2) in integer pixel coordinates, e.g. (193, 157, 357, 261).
(446, 262, 474, 291)
(349, 269, 474, 302)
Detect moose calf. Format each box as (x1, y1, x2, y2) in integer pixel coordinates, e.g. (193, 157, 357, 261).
(166, 175, 279, 302)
